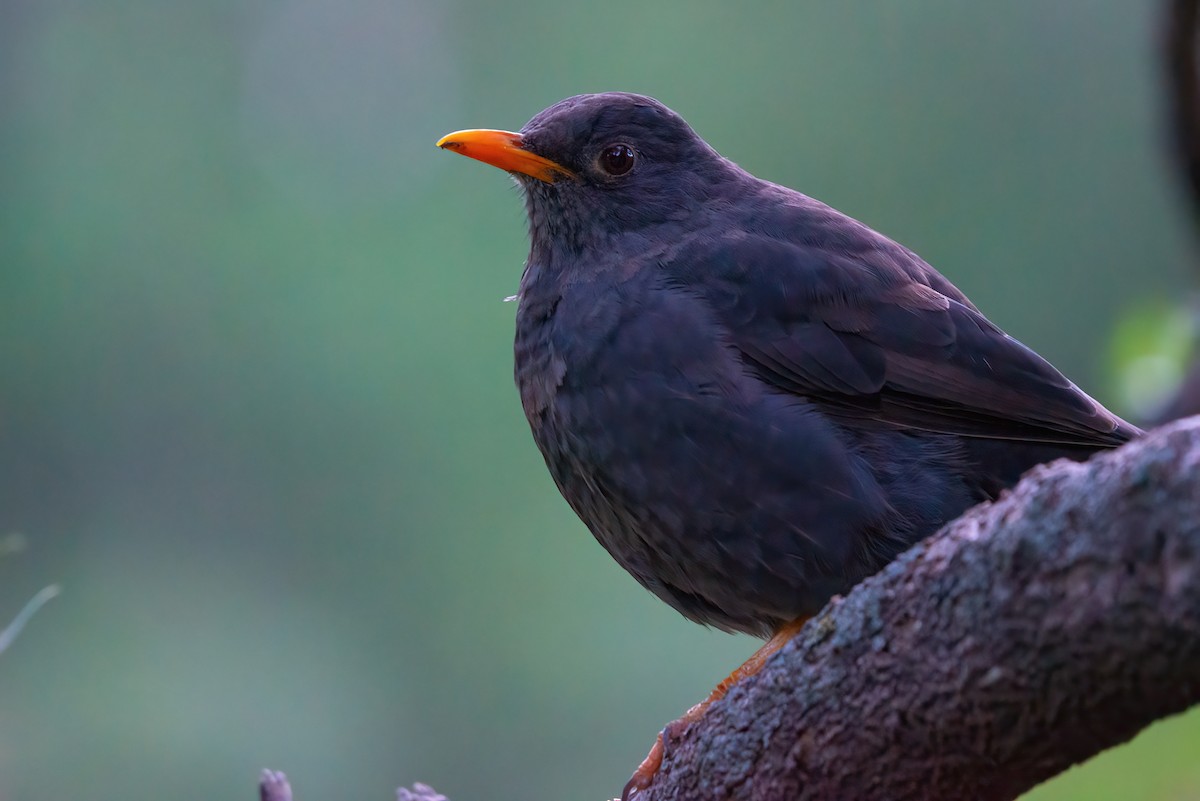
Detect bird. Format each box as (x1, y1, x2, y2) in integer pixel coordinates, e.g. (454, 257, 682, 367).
(436, 92, 1141, 798)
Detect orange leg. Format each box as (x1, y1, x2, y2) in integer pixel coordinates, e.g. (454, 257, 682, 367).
(620, 616, 810, 800)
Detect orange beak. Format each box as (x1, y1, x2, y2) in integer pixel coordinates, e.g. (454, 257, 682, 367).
(436, 129, 574, 183)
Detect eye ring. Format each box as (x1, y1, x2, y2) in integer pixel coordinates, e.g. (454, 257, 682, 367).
(598, 143, 636, 176)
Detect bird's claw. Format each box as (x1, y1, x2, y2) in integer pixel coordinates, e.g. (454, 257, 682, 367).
(621, 728, 667, 801)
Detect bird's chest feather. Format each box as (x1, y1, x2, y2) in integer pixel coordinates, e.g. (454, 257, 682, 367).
(512, 273, 639, 544)
(514, 262, 734, 443)
(512, 265, 752, 556)
(515, 275, 620, 417)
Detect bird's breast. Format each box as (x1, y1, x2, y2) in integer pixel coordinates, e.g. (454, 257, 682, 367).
(512, 272, 744, 529)
(508, 269, 919, 633)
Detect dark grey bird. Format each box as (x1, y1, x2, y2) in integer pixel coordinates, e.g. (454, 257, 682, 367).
(437, 92, 1140, 797)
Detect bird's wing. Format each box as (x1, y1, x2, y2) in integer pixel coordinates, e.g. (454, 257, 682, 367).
(679, 235, 1139, 446)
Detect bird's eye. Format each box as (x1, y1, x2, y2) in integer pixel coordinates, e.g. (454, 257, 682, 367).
(598, 143, 636, 176)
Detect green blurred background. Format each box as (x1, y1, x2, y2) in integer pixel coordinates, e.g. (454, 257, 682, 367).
(2, 1, 1199, 799)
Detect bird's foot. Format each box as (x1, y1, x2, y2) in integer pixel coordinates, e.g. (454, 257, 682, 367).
(620, 730, 665, 801)
(619, 700, 716, 799)
(618, 616, 811, 799)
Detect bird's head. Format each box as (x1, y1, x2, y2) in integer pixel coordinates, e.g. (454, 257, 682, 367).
(438, 93, 745, 255)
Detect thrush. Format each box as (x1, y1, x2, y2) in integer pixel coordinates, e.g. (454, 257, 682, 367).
(437, 92, 1140, 798)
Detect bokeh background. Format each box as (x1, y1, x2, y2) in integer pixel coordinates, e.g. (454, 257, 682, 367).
(2, 1, 1199, 799)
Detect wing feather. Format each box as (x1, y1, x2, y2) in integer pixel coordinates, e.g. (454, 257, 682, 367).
(677, 234, 1139, 446)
